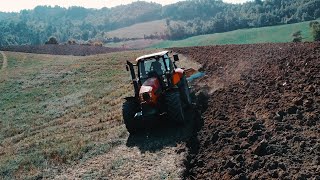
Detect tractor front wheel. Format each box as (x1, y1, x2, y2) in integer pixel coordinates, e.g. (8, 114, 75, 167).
(122, 99, 140, 134)
(166, 90, 185, 124)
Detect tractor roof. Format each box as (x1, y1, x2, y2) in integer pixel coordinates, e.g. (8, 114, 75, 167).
(136, 51, 169, 62)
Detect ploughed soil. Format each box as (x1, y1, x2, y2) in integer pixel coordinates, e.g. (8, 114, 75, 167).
(171, 42, 320, 179)
(0, 44, 124, 56)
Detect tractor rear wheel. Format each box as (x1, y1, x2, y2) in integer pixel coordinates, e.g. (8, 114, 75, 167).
(179, 75, 192, 106)
(122, 99, 140, 134)
(166, 90, 185, 124)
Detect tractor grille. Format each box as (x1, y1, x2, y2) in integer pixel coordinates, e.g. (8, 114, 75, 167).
(142, 92, 151, 101)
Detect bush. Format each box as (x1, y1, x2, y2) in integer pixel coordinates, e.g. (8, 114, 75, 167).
(292, 30, 302, 42)
(92, 41, 103, 47)
(309, 21, 320, 41)
(292, 37, 302, 42)
(67, 39, 77, 45)
(45, 37, 58, 45)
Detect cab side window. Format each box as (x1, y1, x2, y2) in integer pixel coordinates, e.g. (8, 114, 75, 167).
(164, 55, 174, 72)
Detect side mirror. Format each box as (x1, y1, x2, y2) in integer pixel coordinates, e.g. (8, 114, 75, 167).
(173, 54, 179, 61)
(126, 65, 129, 71)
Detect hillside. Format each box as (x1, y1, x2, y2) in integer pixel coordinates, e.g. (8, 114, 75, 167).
(0, 0, 319, 46)
(152, 21, 314, 48)
(103, 20, 168, 49)
(0, 2, 163, 46)
(106, 20, 167, 39)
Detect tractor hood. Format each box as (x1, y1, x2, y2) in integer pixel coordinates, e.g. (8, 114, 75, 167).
(139, 77, 161, 104)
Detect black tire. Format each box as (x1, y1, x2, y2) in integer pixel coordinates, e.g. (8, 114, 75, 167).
(122, 99, 140, 134)
(166, 90, 185, 124)
(179, 75, 192, 106)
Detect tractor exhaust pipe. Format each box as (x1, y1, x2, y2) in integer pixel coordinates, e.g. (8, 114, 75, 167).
(126, 61, 139, 97)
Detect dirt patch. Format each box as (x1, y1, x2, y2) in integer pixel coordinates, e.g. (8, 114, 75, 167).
(106, 39, 164, 50)
(171, 42, 320, 179)
(0, 51, 7, 70)
(0, 45, 124, 56)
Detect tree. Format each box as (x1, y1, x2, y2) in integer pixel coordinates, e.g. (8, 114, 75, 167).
(302, 12, 312, 21)
(1, 0, 320, 44)
(309, 21, 320, 41)
(67, 39, 77, 45)
(314, 9, 320, 19)
(165, 18, 171, 26)
(81, 31, 89, 41)
(45, 37, 58, 44)
(292, 30, 302, 42)
(254, 0, 263, 5)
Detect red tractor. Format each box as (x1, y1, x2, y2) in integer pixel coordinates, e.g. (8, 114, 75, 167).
(123, 51, 192, 134)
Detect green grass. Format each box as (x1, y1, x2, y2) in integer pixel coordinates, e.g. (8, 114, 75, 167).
(0, 50, 154, 179)
(151, 21, 314, 48)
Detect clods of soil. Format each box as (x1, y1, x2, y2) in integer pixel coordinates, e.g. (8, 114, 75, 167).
(171, 42, 320, 179)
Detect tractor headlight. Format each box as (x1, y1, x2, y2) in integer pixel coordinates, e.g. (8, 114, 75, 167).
(139, 86, 153, 102)
(140, 91, 153, 102)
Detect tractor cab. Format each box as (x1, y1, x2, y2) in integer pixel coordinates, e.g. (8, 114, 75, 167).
(126, 51, 181, 97)
(137, 51, 175, 87)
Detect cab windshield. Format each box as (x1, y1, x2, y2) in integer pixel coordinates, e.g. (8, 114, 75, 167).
(138, 55, 173, 79)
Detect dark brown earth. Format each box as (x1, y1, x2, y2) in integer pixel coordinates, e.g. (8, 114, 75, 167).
(0, 44, 124, 56)
(172, 42, 320, 179)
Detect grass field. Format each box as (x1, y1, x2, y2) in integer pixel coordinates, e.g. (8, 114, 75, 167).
(106, 20, 167, 39)
(0, 50, 155, 179)
(104, 20, 168, 49)
(151, 21, 314, 48)
(0, 50, 197, 179)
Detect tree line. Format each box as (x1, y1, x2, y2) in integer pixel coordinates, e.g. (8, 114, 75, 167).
(0, 0, 319, 46)
(0, 2, 162, 46)
(166, 0, 320, 39)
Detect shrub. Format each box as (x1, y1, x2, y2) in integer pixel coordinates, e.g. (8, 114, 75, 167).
(292, 30, 302, 42)
(67, 39, 77, 45)
(93, 41, 103, 47)
(309, 21, 320, 41)
(45, 37, 58, 45)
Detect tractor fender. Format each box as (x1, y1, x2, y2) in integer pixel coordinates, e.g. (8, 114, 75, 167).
(172, 68, 184, 85)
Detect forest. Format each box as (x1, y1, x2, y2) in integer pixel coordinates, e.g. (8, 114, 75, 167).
(166, 0, 320, 39)
(0, 0, 319, 46)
